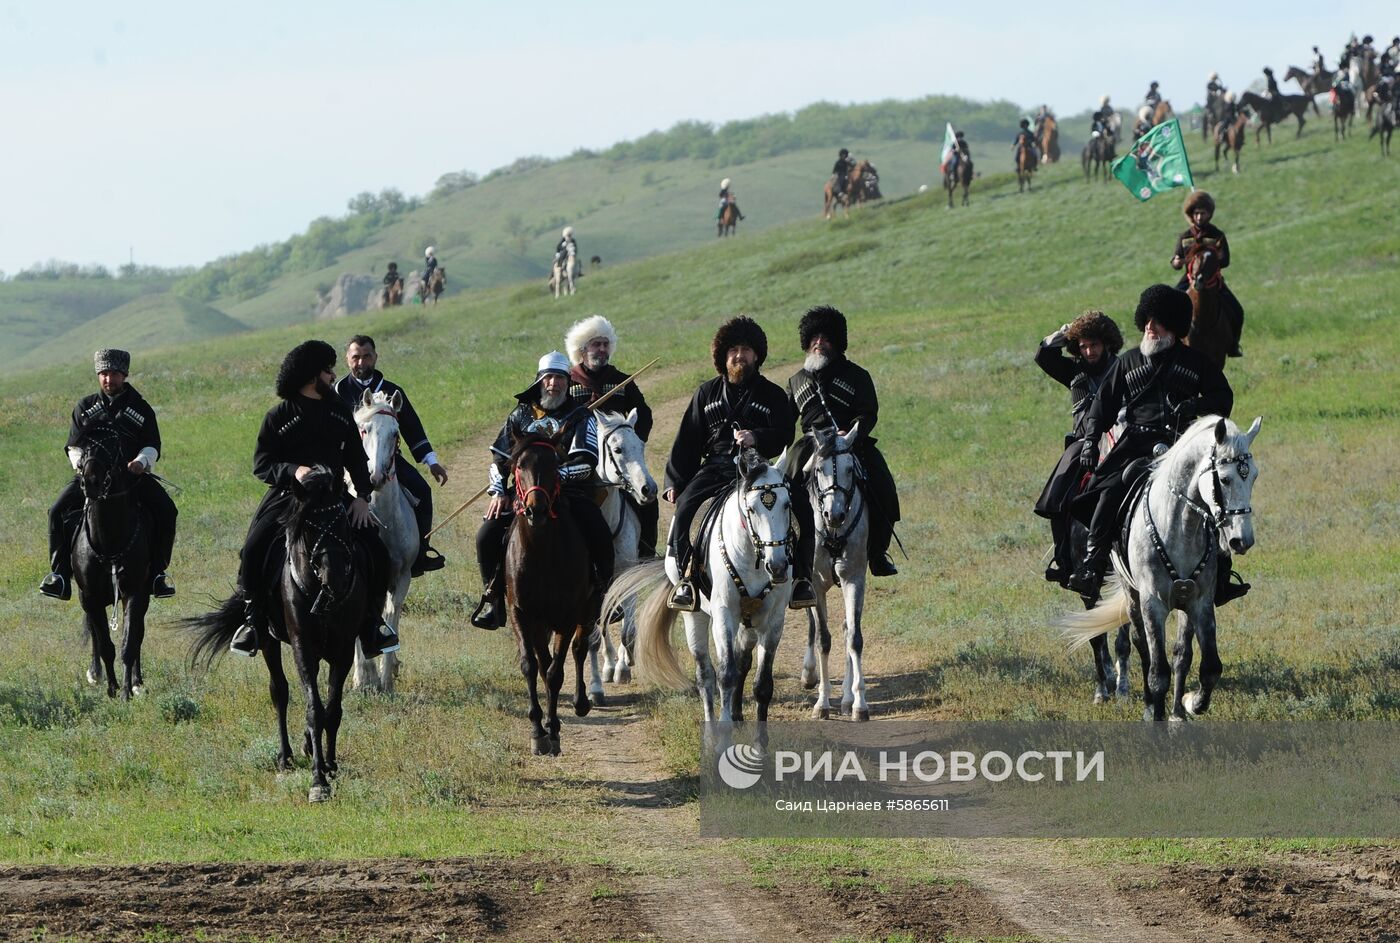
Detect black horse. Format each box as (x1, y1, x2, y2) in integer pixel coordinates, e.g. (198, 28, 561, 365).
(187, 469, 374, 802)
(1082, 132, 1116, 183)
(1238, 90, 1312, 144)
(73, 429, 155, 700)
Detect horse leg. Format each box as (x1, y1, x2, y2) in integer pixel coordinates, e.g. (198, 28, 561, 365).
(516, 624, 550, 756)
(842, 575, 869, 720)
(81, 595, 118, 697)
(291, 643, 331, 801)
(1185, 603, 1222, 717)
(352, 638, 377, 693)
(684, 612, 718, 721)
(264, 642, 294, 771)
(324, 645, 354, 777)
(732, 640, 754, 723)
(1140, 595, 1171, 721)
(1168, 609, 1195, 721)
(121, 593, 150, 700)
(544, 632, 567, 754)
(615, 598, 636, 683)
(587, 630, 607, 706)
(713, 617, 742, 723)
(1089, 632, 1112, 704)
(1114, 623, 1132, 697)
(753, 640, 777, 723)
(571, 624, 592, 718)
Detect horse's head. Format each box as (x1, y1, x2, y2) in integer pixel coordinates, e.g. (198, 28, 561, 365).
(736, 448, 792, 583)
(77, 429, 131, 502)
(355, 389, 403, 489)
(1194, 417, 1263, 557)
(510, 434, 562, 528)
(596, 409, 657, 504)
(805, 422, 861, 531)
(286, 466, 356, 610)
(1186, 242, 1222, 290)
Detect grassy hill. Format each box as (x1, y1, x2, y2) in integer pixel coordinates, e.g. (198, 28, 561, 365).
(0, 124, 1396, 869)
(15, 294, 247, 370)
(0, 278, 172, 356)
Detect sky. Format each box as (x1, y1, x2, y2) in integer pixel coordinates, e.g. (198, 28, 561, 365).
(0, 0, 1390, 275)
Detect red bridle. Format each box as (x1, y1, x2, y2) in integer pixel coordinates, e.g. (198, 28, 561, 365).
(512, 441, 561, 519)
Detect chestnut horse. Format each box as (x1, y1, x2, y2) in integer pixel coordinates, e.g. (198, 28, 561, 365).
(382, 278, 403, 307)
(419, 268, 445, 305)
(1038, 114, 1060, 163)
(1015, 141, 1036, 192)
(718, 199, 739, 237)
(1183, 241, 1232, 371)
(1151, 100, 1174, 126)
(505, 435, 595, 756)
(1214, 111, 1249, 174)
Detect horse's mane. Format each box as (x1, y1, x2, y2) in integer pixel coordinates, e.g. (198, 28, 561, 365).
(281, 467, 339, 535)
(353, 389, 396, 424)
(1156, 415, 1242, 480)
(510, 434, 560, 465)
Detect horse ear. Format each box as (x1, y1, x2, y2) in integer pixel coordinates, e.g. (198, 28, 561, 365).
(625, 407, 638, 427)
(842, 420, 862, 449)
(390, 389, 404, 413)
(1243, 416, 1262, 446)
(1214, 418, 1228, 444)
(361, 387, 374, 408)
(774, 446, 788, 475)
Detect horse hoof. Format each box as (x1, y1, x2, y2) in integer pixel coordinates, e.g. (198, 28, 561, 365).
(1093, 690, 1107, 705)
(1184, 691, 1207, 716)
(589, 690, 605, 708)
(576, 697, 593, 717)
(531, 735, 551, 756)
(853, 708, 870, 722)
(549, 736, 562, 757)
(812, 704, 830, 720)
(800, 667, 818, 690)
(131, 684, 145, 698)
(86, 668, 100, 685)
(308, 785, 331, 803)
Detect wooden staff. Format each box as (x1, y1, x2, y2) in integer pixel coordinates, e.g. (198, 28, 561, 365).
(427, 357, 660, 538)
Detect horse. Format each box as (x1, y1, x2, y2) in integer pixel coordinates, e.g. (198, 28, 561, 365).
(1038, 114, 1060, 164)
(943, 157, 973, 207)
(350, 389, 418, 694)
(1183, 241, 1233, 372)
(186, 469, 374, 801)
(1060, 416, 1263, 721)
(847, 159, 881, 207)
(795, 426, 874, 721)
(1202, 91, 1224, 141)
(71, 429, 155, 700)
(587, 408, 657, 696)
(1081, 132, 1115, 183)
(1151, 100, 1174, 126)
(601, 448, 794, 723)
(1237, 91, 1310, 144)
(1286, 64, 1334, 98)
(823, 174, 849, 220)
(1331, 86, 1356, 139)
(549, 244, 577, 298)
(382, 278, 403, 307)
(505, 434, 596, 756)
(419, 268, 445, 305)
(718, 200, 739, 237)
(1369, 94, 1395, 156)
(1015, 140, 1036, 193)
(1214, 110, 1249, 174)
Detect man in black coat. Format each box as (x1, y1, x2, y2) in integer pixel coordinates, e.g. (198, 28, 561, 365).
(41, 349, 178, 601)
(663, 316, 815, 611)
(333, 334, 449, 576)
(565, 315, 658, 558)
(1067, 286, 1245, 606)
(469, 352, 614, 630)
(831, 149, 854, 197)
(1032, 311, 1123, 585)
(229, 341, 397, 657)
(786, 305, 901, 577)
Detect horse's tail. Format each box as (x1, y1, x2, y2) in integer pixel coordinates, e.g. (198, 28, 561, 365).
(183, 592, 245, 670)
(1056, 578, 1131, 652)
(600, 560, 690, 689)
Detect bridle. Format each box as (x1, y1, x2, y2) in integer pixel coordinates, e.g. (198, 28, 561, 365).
(718, 475, 793, 623)
(810, 441, 862, 556)
(1144, 441, 1254, 589)
(358, 407, 400, 485)
(289, 484, 358, 615)
(80, 431, 137, 502)
(513, 441, 561, 520)
(598, 421, 643, 501)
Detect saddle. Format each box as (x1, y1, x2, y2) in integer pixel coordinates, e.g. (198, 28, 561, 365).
(686, 486, 736, 600)
(1114, 457, 1156, 553)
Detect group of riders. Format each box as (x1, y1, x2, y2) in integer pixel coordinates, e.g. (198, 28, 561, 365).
(380, 246, 441, 306)
(43, 307, 904, 653)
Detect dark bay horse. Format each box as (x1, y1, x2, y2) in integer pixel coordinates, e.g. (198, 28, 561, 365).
(1183, 241, 1232, 371)
(1082, 133, 1115, 183)
(187, 469, 373, 802)
(1015, 141, 1036, 192)
(944, 157, 972, 207)
(383, 278, 403, 307)
(1238, 91, 1311, 143)
(1369, 94, 1395, 157)
(506, 435, 595, 756)
(1286, 64, 1334, 97)
(73, 430, 154, 700)
(718, 200, 739, 237)
(1214, 111, 1249, 174)
(1331, 86, 1356, 139)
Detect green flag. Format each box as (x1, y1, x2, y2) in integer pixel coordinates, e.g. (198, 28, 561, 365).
(1111, 118, 1194, 201)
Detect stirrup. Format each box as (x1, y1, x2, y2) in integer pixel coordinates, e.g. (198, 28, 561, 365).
(411, 546, 446, 578)
(39, 573, 71, 601)
(668, 580, 699, 612)
(470, 594, 505, 630)
(230, 622, 260, 658)
(788, 579, 818, 610)
(152, 572, 176, 598)
(1215, 570, 1251, 606)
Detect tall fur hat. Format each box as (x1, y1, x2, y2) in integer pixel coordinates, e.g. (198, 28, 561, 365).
(1064, 311, 1124, 356)
(276, 340, 336, 399)
(1183, 190, 1215, 218)
(798, 305, 848, 354)
(1134, 285, 1193, 339)
(94, 348, 130, 375)
(711, 316, 767, 374)
(565, 315, 619, 366)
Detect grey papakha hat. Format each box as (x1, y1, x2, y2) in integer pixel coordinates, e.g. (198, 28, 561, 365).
(94, 349, 131, 375)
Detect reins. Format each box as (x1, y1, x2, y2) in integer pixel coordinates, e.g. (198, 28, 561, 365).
(512, 441, 562, 519)
(717, 476, 793, 625)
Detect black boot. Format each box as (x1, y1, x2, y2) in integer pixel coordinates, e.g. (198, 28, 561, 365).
(230, 596, 263, 657)
(788, 578, 817, 609)
(668, 580, 698, 611)
(1215, 563, 1251, 606)
(470, 573, 506, 630)
(410, 543, 446, 578)
(361, 618, 401, 655)
(869, 553, 899, 577)
(1067, 543, 1111, 604)
(151, 572, 176, 598)
(39, 551, 73, 601)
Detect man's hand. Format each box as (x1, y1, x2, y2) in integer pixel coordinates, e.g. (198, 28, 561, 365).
(662, 488, 676, 504)
(485, 495, 508, 519)
(1079, 439, 1098, 470)
(294, 465, 316, 482)
(349, 497, 373, 528)
(1171, 254, 1184, 270)
(732, 428, 756, 448)
(429, 462, 449, 486)
(126, 458, 147, 475)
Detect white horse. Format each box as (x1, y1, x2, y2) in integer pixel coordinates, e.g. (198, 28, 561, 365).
(550, 243, 578, 298)
(351, 389, 418, 693)
(1061, 416, 1262, 721)
(601, 449, 793, 722)
(797, 424, 872, 721)
(587, 408, 658, 698)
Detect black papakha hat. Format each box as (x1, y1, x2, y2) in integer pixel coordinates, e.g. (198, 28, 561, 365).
(1134, 284, 1193, 339)
(276, 340, 337, 399)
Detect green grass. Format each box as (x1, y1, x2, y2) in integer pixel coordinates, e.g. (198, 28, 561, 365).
(0, 125, 1396, 876)
(16, 293, 247, 370)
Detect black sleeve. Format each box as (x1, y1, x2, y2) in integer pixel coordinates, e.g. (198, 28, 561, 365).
(1172, 230, 1188, 260)
(342, 410, 373, 496)
(750, 384, 796, 460)
(630, 384, 654, 442)
(397, 391, 434, 462)
(664, 390, 707, 494)
(1217, 233, 1231, 270)
(142, 405, 163, 456)
(1035, 343, 1077, 388)
(252, 409, 297, 488)
(65, 399, 86, 450)
(848, 366, 879, 437)
(1195, 361, 1234, 419)
(1083, 358, 1126, 442)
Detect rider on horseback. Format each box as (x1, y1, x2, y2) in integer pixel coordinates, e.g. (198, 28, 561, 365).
(469, 352, 615, 630)
(382, 263, 403, 304)
(422, 247, 438, 285)
(1012, 119, 1040, 166)
(663, 317, 816, 612)
(717, 178, 745, 221)
(554, 227, 579, 273)
(1091, 96, 1114, 137)
(1207, 71, 1226, 97)
(1144, 81, 1162, 111)
(566, 315, 659, 558)
(41, 349, 178, 601)
(333, 334, 449, 577)
(1263, 67, 1282, 99)
(1133, 106, 1154, 141)
(786, 305, 901, 577)
(1066, 286, 1247, 607)
(1311, 47, 1327, 74)
(1217, 90, 1240, 129)
(1170, 190, 1244, 357)
(1033, 312, 1123, 586)
(832, 149, 854, 198)
(229, 341, 399, 657)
